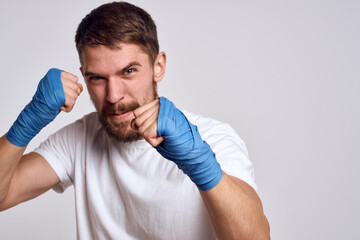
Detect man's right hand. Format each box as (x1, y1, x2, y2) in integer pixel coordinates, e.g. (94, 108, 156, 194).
(0, 68, 82, 211)
(59, 70, 83, 113)
(6, 68, 82, 147)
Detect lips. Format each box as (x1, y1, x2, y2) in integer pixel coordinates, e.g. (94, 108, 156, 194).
(108, 110, 133, 121)
(102, 101, 140, 124)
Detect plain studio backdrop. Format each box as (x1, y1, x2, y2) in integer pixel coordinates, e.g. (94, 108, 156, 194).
(0, 1, 359, 239)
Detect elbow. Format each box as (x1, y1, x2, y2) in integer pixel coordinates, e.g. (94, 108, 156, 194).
(242, 228, 270, 240)
(237, 215, 270, 240)
(0, 200, 5, 212)
(0, 194, 5, 212)
(249, 216, 271, 240)
(257, 223, 271, 240)
(0, 200, 11, 212)
(218, 217, 271, 240)
(0, 191, 9, 212)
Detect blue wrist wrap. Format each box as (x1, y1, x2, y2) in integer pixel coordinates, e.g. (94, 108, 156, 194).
(6, 68, 65, 147)
(156, 97, 223, 191)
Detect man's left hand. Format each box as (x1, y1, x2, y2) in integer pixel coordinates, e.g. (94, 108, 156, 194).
(131, 98, 164, 147)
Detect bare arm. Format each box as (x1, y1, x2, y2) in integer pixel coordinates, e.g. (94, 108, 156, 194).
(0, 70, 82, 211)
(133, 99, 270, 239)
(200, 172, 270, 240)
(0, 135, 60, 211)
(0, 135, 26, 205)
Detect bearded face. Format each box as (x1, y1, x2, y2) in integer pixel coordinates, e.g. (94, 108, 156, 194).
(81, 43, 161, 143)
(97, 80, 158, 142)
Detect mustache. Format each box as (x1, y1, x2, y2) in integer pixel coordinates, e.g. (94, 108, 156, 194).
(102, 102, 140, 115)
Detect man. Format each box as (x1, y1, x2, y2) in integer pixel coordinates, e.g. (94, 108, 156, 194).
(0, 2, 270, 239)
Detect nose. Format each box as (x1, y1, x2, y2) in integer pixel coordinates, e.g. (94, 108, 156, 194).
(106, 78, 124, 103)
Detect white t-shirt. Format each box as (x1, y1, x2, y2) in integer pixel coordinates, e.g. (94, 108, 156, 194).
(34, 111, 256, 240)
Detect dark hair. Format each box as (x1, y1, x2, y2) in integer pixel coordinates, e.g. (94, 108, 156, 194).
(75, 1, 159, 64)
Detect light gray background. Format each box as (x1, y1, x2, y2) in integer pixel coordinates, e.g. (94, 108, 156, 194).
(0, 0, 359, 239)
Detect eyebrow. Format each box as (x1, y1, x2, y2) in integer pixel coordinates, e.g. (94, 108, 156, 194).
(84, 61, 142, 78)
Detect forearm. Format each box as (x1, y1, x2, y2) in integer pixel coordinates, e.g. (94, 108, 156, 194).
(200, 172, 270, 240)
(0, 69, 80, 208)
(135, 98, 269, 238)
(0, 135, 26, 203)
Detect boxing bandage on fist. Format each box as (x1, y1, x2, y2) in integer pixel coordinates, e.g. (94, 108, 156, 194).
(156, 97, 223, 191)
(7, 68, 66, 147)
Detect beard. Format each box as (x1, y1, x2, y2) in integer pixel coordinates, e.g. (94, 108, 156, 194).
(98, 101, 142, 142)
(98, 81, 158, 143)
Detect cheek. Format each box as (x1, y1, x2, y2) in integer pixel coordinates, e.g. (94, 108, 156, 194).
(135, 72, 155, 95)
(127, 80, 153, 102)
(87, 84, 106, 108)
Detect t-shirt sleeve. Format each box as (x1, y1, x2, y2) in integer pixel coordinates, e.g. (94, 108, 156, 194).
(203, 123, 257, 192)
(33, 121, 80, 193)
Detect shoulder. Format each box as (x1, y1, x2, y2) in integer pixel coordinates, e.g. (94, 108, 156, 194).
(183, 110, 227, 131)
(183, 110, 246, 148)
(63, 112, 99, 130)
(34, 112, 102, 165)
(72, 112, 100, 129)
(183, 110, 256, 190)
(46, 112, 101, 141)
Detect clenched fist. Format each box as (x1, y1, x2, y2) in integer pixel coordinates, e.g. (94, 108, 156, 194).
(59, 71, 83, 112)
(131, 99, 164, 147)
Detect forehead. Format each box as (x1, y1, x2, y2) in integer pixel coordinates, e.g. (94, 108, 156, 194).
(81, 43, 150, 72)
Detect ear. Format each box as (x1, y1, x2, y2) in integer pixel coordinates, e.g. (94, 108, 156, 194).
(153, 51, 166, 83)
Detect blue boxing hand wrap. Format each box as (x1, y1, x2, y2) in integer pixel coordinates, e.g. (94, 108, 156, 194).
(6, 68, 65, 147)
(156, 97, 223, 191)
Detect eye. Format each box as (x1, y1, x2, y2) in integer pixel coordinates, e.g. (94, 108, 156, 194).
(89, 76, 103, 81)
(125, 68, 135, 74)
